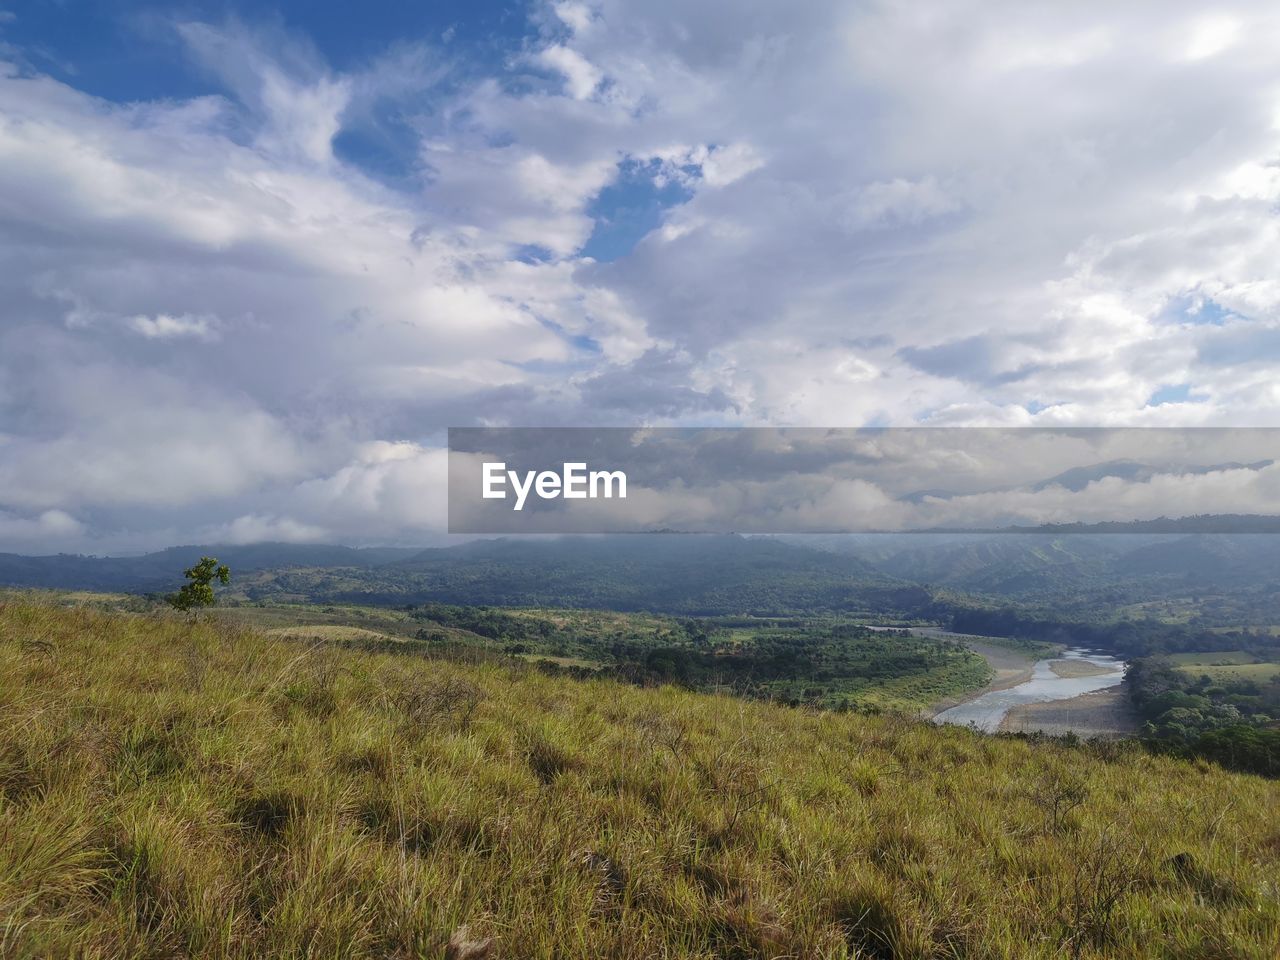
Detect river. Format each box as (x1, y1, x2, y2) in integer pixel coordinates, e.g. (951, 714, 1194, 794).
(932, 647, 1128, 733)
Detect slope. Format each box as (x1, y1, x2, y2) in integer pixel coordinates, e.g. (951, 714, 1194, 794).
(1, 599, 1277, 958)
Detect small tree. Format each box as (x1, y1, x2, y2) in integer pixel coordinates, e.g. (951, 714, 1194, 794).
(167, 556, 231, 613)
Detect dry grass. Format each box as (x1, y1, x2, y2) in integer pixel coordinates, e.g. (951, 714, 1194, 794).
(1, 597, 1278, 959)
(263, 624, 404, 644)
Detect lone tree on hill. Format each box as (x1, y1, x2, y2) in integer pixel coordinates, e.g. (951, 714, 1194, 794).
(166, 556, 231, 613)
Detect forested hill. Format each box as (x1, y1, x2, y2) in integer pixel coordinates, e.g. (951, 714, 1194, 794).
(0, 543, 422, 592)
(801, 533, 1280, 597)
(3, 532, 1280, 620)
(0, 536, 925, 616)
(3, 532, 1280, 612)
(287, 535, 932, 616)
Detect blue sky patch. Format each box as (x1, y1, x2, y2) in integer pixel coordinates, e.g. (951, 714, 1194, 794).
(0, 0, 531, 194)
(0, 1, 528, 101)
(581, 157, 695, 262)
(1147, 383, 1206, 406)
(1163, 295, 1235, 327)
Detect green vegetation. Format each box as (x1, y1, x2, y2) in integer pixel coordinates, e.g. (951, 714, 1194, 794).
(3, 599, 1279, 958)
(216, 602, 992, 712)
(1126, 656, 1280, 777)
(949, 605, 1280, 660)
(933, 631, 1057, 660)
(226, 536, 935, 617)
(1179, 662, 1280, 683)
(1167, 651, 1261, 667)
(1166, 651, 1280, 683)
(165, 557, 231, 613)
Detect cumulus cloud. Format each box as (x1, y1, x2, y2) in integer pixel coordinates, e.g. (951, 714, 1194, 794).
(211, 514, 329, 545)
(2, 1, 1280, 550)
(0, 509, 85, 553)
(536, 45, 602, 100)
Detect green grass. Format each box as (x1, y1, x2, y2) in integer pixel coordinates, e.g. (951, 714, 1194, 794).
(1167, 651, 1260, 667)
(2, 598, 1279, 958)
(1177, 663, 1280, 682)
(1167, 650, 1280, 682)
(215, 602, 425, 636)
(942, 633, 1058, 660)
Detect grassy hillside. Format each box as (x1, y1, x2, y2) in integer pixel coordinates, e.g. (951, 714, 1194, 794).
(1, 599, 1278, 958)
(214, 602, 992, 712)
(0, 544, 422, 594)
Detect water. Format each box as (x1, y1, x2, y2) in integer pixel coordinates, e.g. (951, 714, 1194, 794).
(933, 648, 1127, 733)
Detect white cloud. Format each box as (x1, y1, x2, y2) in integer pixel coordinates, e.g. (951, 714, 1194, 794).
(289, 442, 449, 538)
(553, 3, 595, 35)
(0, 508, 83, 543)
(214, 514, 330, 545)
(128, 313, 218, 340)
(536, 44, 602, 100)
(4, 2, 1280, 550)
(693, 143, 764, 188)
(843, 176, 960, 228)
(1183, 15, 1241, 61)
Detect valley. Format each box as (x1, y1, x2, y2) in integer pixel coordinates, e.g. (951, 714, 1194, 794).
(4, 531, 1280, 958)
(7, 531, 1280, 762)
(41, 592, 1143, 740)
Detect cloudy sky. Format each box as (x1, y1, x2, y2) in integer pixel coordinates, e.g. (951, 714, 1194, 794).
(2, 0, 1280, 552)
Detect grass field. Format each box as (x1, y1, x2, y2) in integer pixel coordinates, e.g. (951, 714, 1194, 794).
(1168, 650, 1280, 683)
(2, 598, 1279, 958)
(1167, 651, 1260, 667)
(215, 603, 427, 638)
(1177, 662, 1280, 682)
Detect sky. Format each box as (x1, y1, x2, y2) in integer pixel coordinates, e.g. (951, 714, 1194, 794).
(2, 0, 1280, 552)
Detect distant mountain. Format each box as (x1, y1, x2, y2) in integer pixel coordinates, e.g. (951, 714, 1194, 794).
(4, 531, 1280, 615)
(0, 535, 922, 615)
(794, 531, 1280, 598)
(796, 533, 1147, 598)
(1031, 459, 1151, 492)
(0, 543, 421, 593)
(339, 535, 926, 615)
(1002, 515, 1280, 534)
(1115, 533, 1280, 581)
(1032, 459, 1274, 493)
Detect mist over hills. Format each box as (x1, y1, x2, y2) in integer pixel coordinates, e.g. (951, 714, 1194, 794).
(1027, 458, 1276, 493)
(801, 533, 1280, 596)
(366, 535, 923, 614)
(3, 532, 1280, 614)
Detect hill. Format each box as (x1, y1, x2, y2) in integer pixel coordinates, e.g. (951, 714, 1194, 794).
(356, 536, 926, 615)
(6, 533, 1280, 619)
(0, 537, 916, 615)
(803, 533, 1280, 603)
(1, 599, 1277, 958)
(0, 543, 421, 593)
